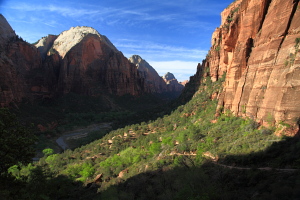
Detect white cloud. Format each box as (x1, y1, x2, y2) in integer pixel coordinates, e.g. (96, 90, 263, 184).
(114, 39, 206, 81)
(147, 60, 198, 82)
(115, 39, 207, 61)
(5, 1, 215, 30)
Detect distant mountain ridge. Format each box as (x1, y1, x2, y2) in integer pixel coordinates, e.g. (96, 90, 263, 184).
(162, 72, 184, 93)
(129, 55, 184, 94)
(0, 17, 184, 107)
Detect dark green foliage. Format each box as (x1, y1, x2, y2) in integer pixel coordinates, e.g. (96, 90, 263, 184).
(0, 108, 36, 173)
(295, 38, 300, 48)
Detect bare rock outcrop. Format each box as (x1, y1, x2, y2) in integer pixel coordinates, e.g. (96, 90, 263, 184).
(35, 34, 58, 59)
(162, 72, 184, 93)
(129, 55, 168, 93)
(203, 0, 300, 127)
(46, 28, 146, 96)
(50, 26, 118, 59)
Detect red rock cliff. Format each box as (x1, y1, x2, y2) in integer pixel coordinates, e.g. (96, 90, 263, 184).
(162, 72, 184, 93)
(46, 28, 146, 96)
(0, 14, 43, 107)
(203, 0, 300, 126)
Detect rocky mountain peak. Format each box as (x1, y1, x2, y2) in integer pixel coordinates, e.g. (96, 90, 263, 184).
(0, 14, 16, 47)
(163, 72, 176, 81)
(129, 55, 168, 93)
(34, 34, 58, 59)
(51, 26, 118, 58)
(129, 55, 157, 74)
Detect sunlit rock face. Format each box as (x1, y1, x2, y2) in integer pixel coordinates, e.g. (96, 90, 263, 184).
(200, 0, 300, 126)
(35, 27, 151, 96)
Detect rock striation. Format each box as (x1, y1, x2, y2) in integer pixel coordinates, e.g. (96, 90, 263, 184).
(198, 0, 300, 127)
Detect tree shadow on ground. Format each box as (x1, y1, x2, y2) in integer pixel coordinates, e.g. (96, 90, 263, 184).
(0, 166, 98, 200)
(221, 135, 300, 169)
(99, 136, 300, 200)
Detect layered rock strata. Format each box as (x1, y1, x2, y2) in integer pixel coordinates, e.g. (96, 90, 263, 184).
(204, 0, 300, 126)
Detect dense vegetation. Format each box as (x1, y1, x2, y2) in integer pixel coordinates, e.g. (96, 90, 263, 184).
(12, 92, 179, 155)
(1, 71, 300, 199)
(0, 109, 36, 173)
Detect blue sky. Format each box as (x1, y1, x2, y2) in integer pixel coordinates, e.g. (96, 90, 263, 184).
(0, 0, 233, 81)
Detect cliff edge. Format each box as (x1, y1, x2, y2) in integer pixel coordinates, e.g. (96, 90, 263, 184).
(203, 0, 300, 127)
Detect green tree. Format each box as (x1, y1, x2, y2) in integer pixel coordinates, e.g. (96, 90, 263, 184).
(42, 148, 54, 157)
(0, 108, 36, 174)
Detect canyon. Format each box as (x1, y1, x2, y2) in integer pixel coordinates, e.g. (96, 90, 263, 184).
(1, 0, 300, 130)
(0, 17, 184, 107)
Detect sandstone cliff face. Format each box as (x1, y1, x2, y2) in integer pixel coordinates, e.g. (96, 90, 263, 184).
(36, 26, 186, 97)
(35, 35, 58, 59)
(162, 72, 184, 92)
(205, 0, 300, 126)
(129, 55, 168, 93)
(0, 14, 44, 106)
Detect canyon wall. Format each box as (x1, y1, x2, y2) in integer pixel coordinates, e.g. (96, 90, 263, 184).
(0, 14, 43, 106)
(205, 0, 300, 126)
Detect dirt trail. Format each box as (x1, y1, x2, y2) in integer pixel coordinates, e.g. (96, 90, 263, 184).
(213, 162, 299, 172)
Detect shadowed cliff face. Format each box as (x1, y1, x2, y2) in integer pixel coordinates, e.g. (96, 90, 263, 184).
(0, 14, 43, 107)
(129, 55, 184, 94)
(162, 72, 184, 93)
(202, 0, 300, 127)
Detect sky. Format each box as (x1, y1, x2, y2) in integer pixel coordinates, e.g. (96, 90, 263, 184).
(0, 0, 233, 82)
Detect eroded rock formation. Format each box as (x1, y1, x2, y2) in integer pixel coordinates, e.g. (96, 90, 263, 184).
(162, 72, 184, 92)
(203, 0, 300, 126)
